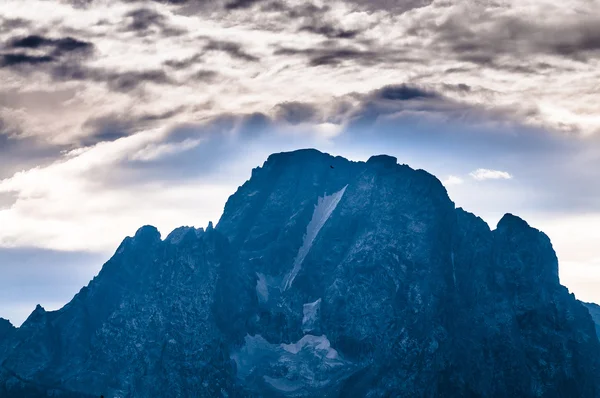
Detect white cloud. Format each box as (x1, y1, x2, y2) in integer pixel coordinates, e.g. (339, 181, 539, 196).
(442, 175, 464, 186)
(469, 168, 513, 181)
(130, 138, 204, 162)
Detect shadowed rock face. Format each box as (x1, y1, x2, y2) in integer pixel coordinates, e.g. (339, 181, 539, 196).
(584, 303, 600, 341)
(1, 149, 599, 397)
(0, 319, 13, 342)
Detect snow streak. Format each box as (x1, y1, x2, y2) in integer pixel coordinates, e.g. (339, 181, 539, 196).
(281, 186, 347, 291)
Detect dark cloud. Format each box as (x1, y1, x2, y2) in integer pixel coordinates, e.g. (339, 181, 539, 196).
(225, 0, 264, 10)
(260, 2, 329, 18)
(49, 63, 174, 92)
(442, 83, 472, 93)
(193, 69, 219, 82)
(138, 106, 188, 122)
(0, 34, 93, 70)
(274, 42, 424, 67)
(299, 24, 360, 39)
(8, 35, 93, 56)
(238, 112, 273, 139)
(8, 35, 49, 49)
(81, 106, 187, 146)
(164, 54, 203, 69)
(0, 17, 31, 30)
(204, 39, 259, 62)
(81, 116, 133, 147)
(258, 3, 358, 39)
(342, 83, 546, 144)
(274, 101, 320, 124)
(0, 53, 54, 67)
(418, 13, 600, 65)
(123, 7, 186, 36)
(375, 84, 439, 101)
(309, 48, 375, 66)
(52, 37, 94, 54)
(9, 35, 92, 53)
(343, 0, 434, 13)
(107, 69, 172, 92)
(275, 47, 378, 66)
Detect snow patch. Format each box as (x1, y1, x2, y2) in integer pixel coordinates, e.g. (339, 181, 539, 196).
(227, 333, 355, 395)
(302, 298, 321, 333)
(281, 334, 339, 360)
(256, 273, 269, 304)
(282, 185, 347, 291)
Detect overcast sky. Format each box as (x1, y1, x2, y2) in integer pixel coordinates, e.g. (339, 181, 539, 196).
(1, 0, 600, 326)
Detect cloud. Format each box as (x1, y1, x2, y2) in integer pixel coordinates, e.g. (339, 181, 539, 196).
(106, 69, 173, 92)
(469, 169, 513, 181)
(413, 6, 600, 65)
(275, 46, 380, 67)
(164, 53, 203, 69)
(9, 35, 93, 55)
(0, 53, 54, 67)
(299, 24, 360, 39)
(0, 17, 30, 30)
(123, 7, 186, 36)
(344, 0, 434, 13)
(130, 138, 204, 161)
(2, 0, 600, 321)
(224, 0, 264, 10)
(203, 39, 260, 62)
(273, 101, 320, 125)
(443, 175, 463, 186)
(375, 84, 439, 101)
(49, 63, 175, 92)
(0, 34, 94, 69)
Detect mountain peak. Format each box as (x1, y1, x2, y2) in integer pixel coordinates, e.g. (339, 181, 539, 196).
(1, 150, 598, 397)
(366, 154, 397, 167)
(133, 225, 161, 243)
(496, 212, 531, 231)
(0, 318, 15, 341)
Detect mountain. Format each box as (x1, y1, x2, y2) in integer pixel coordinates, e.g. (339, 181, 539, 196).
(584, 302, 600, 341)
(0, 319, 14, 342)
(1, 149, 599, 397)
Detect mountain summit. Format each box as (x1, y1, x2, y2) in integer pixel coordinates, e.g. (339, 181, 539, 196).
(1, 149, 599, 397)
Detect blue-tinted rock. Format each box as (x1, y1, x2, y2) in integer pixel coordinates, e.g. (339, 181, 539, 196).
(0, 149, 598, 397)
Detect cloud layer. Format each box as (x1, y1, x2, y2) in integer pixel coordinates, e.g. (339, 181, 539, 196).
(1, 0, 600, 323)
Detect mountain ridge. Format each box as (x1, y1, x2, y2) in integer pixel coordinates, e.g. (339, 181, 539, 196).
(1, 148, 599, 397)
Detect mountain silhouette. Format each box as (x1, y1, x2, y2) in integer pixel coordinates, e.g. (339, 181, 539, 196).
(0, 149, 598, 397)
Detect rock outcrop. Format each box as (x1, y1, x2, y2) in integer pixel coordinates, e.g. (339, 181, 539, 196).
(1, 149, 598, 397)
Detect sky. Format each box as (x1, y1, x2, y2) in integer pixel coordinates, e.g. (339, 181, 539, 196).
(1, 0, 600, 326)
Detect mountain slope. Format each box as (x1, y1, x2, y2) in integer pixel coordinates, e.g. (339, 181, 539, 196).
(0, 225, 243, 397)
(584, 302, 600, 340)
(1, 149, 599, 397)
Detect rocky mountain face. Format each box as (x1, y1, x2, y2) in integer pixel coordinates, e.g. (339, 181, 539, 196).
(1, 149, 599, 397)
(584, 303, 600, 341)
(0, 320, 13, 343)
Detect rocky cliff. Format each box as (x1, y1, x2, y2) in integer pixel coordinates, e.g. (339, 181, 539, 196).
(1, 149, 599, 397)
(584, 302, 600, 341)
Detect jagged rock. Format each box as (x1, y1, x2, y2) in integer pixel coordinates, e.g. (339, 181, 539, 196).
(0, 319, 14, 342)
(1, 149, 599, 397)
